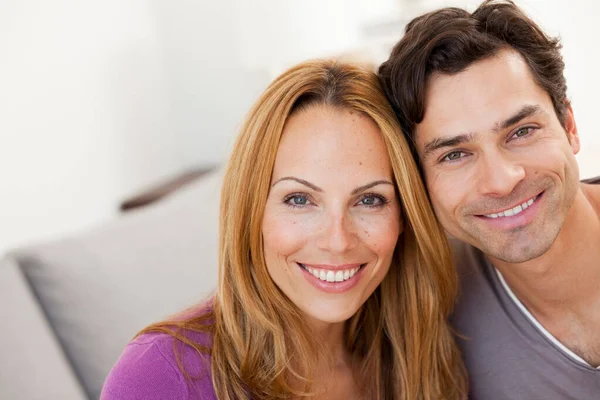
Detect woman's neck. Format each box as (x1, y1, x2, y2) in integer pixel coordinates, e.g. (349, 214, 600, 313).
(303, 317, 361, 400)
(306, 317, 349, 364)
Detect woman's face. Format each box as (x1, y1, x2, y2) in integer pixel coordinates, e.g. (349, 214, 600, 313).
(262, 104, 402, 326)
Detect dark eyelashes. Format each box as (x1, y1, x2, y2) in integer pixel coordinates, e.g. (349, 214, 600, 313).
(360, 193, 389, 208)
(283, 193, 305, 202)
(282, 192, 390, 209)
(283, 193, 310, 208)
(440, 150, 467, 163)
(511, 125, 536, 140)
(438, 125, 538, 164)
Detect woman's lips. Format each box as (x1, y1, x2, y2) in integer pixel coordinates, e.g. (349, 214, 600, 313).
(297, 263, 364, 283)
(296, 262, 367, 293)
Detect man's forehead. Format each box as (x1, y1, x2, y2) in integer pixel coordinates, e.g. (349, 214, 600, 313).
(416, 51, 549, 146)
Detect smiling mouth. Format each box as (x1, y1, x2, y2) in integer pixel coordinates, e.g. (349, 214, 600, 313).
(297, 263, 365, 283)
(481, 193, 542, 219)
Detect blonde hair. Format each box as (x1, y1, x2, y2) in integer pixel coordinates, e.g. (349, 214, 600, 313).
(140, 60, 467, 399)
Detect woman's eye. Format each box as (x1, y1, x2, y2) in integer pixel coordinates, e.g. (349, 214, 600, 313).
(285, 194, 311, 207)
(359, 194, 386, 207)
(292, 196, 307, 205)
(442, 151, 466, 162)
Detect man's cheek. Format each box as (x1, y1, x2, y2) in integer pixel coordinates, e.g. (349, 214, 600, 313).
(431, 188, 460, 223)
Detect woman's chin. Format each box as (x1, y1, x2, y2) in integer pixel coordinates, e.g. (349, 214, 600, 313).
(298, 302, 362, 327)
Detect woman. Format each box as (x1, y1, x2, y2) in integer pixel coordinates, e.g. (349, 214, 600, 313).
(102, 60, 466, 399)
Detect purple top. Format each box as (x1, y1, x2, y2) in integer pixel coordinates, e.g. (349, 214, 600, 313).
(101, 330, 217, 400)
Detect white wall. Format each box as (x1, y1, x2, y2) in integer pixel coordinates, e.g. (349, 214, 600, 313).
(235, 0, 397, 75)
(0, 1, 177, 252)
(551, 2, 600, 179)
(1, 0, 598, 255)
(0, 0, 269, 254)
(150, 0, 271, 167)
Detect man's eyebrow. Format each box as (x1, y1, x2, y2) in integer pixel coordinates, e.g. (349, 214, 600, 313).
(351, 180, 394, 195)
(272, 177, 322, 192)
(422, 133, 477, 160)
(494, 104, 544, 132)
(421, 105, 546, 160)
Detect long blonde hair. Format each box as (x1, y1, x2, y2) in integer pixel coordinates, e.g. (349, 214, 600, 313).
(140, 60, 467, 399)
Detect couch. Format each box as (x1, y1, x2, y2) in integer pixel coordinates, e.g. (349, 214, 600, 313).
(0, 168, 223, 399)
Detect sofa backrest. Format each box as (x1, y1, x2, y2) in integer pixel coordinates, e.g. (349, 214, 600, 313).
(5, 169, 222, 399)
(0, 256, 87, 400)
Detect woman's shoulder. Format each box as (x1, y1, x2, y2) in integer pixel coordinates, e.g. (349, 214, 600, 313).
(101, 329, 216, 400)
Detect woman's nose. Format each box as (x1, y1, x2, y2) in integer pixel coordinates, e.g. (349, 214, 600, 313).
(315, 211, 359, 254)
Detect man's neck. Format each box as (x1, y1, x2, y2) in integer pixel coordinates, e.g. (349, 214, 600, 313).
(490, 184, 600, 318)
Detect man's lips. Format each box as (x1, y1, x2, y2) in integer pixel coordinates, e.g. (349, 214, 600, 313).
(475, 192, 543, 219)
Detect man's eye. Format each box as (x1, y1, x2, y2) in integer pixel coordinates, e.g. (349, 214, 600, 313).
(514, 127, 532, 138)
(442, 151, 466, 162)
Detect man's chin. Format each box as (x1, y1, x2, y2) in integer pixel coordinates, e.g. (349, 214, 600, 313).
(482, 238, 555, 264)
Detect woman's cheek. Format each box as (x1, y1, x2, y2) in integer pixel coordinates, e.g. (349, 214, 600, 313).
(356, 208, 401, 253)
(262, 211, 318, 255)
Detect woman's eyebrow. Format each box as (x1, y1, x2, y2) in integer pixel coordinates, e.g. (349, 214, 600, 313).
(271, 177, 323, 192)
(351, 180, 394, 195)
(272, 177, 393, 195)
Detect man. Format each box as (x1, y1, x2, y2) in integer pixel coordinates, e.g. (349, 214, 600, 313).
(379, 1, 600, 398)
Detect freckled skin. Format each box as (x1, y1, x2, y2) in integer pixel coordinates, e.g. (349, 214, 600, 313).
(262, 105, 401, 324)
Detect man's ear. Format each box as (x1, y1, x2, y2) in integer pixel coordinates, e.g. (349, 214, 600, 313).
(564, 105, 580, 155)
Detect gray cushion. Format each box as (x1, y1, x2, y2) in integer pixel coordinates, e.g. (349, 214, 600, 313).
(0, 257, 87, 400)
(13, 169, 222, 399)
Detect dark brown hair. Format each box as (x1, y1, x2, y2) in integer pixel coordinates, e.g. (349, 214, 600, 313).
(379, 0, 569, 150)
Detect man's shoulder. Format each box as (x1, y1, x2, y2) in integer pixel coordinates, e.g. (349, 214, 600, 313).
(449, 237, 500, 325)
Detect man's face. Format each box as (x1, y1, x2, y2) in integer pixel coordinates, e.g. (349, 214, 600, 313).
(415, 49, 580, 263)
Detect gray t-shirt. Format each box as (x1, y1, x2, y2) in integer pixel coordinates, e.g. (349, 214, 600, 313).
(451, 177, 600, 400)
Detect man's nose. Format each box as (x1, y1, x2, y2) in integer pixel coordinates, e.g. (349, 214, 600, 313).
(475, 150, 526, 197)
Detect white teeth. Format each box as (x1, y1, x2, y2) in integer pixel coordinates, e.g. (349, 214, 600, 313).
(484, 196, 537, 218)
(301, 264, 362, 282)
(326, 271, 335, 282)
